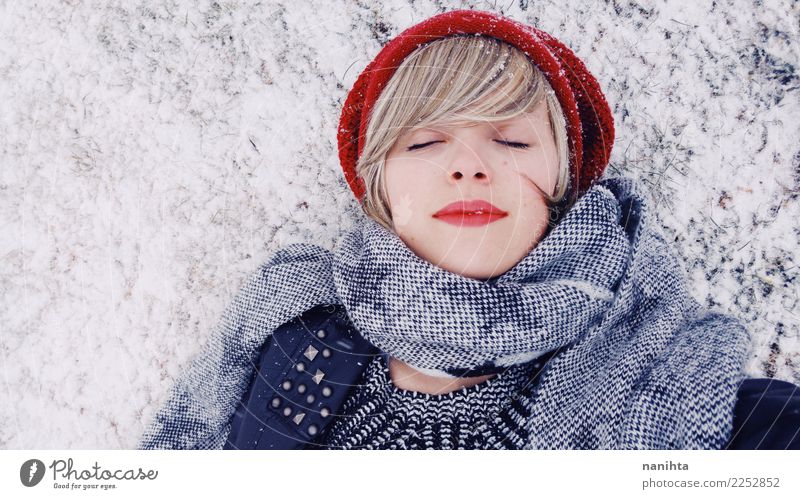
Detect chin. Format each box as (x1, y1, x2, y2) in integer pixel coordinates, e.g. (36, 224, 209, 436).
(445, 261, 512, 280)
(399, 221, 520, 277)
(434, 246, 516, 280)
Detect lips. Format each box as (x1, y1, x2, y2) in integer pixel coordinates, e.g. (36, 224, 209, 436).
(432, 200, 508, 227)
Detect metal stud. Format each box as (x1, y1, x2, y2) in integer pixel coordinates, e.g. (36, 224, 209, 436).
(283, 407, 292, 417)
(316, 329, 326, 339)
(320, 407, 330, 418)
(322, 386, 332, 397)
(271, 397, 281, 408)
(312, 369, 325, 384)
(295, 362, 305, 372)
(293, 412, 305, 425)
(322, 348, 331, 358)
(306, 394, 315, 404)
(303, 345, 319, 361)
(308, 424, 318, 436)
(281, 380, 292, 391)
(297, 383, 306, 394)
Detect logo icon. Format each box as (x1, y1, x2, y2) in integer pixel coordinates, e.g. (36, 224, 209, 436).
(393, 193, 415, 227)
(20, 459, 46, 487)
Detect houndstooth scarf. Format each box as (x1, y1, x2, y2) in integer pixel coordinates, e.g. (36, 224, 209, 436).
(138, 176, 751, 449)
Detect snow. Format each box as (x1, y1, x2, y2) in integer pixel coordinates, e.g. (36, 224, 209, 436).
(0, 0, 797, 449)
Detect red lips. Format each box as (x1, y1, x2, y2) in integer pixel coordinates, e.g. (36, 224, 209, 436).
(432, 200, 508, 227)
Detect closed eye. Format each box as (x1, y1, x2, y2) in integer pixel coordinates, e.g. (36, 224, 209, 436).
(406, 140, 442, 151)
(406, 140, 530, 151)
(496, 140, 530, 149)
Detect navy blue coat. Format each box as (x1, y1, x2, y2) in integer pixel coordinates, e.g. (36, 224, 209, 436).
(224, 304, 800, 450)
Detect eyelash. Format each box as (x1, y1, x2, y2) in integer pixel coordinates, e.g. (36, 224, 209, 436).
(407, 140, 530, 151)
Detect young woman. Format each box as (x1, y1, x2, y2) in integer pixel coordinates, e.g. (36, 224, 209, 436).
(139, 10, 800, 450)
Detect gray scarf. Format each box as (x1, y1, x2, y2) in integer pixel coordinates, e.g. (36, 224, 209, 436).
(138, 176, 751, 449)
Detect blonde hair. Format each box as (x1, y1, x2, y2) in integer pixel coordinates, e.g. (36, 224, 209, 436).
(356, 34, 571, 231)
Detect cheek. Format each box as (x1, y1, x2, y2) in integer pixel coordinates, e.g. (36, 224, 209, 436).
(384, 160, 412, 204)
(384, 159, 434, 216)
(508, 151, 560, 198)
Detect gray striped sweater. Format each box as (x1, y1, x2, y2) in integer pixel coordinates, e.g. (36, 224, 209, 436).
(320, 353, 547, 449)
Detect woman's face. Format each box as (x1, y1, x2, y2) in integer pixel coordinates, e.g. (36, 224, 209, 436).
(383, 99, 560, 280)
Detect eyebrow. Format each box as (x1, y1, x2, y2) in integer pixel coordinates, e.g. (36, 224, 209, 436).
(496, 121, 525, 130)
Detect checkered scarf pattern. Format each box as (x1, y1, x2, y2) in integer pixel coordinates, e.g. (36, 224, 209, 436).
(333, 181, 633, 378)
(139, 176, 751, 449)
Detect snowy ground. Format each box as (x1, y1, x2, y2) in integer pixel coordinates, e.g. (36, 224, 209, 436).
(1, 0, 798, 449)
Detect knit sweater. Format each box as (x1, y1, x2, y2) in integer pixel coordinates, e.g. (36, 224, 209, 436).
(319, 352, 550, 450)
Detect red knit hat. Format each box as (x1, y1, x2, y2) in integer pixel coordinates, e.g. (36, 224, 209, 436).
(337, 9, 615, 203)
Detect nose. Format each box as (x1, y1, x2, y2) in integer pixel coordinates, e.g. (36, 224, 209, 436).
(446, 143, 492, 184)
